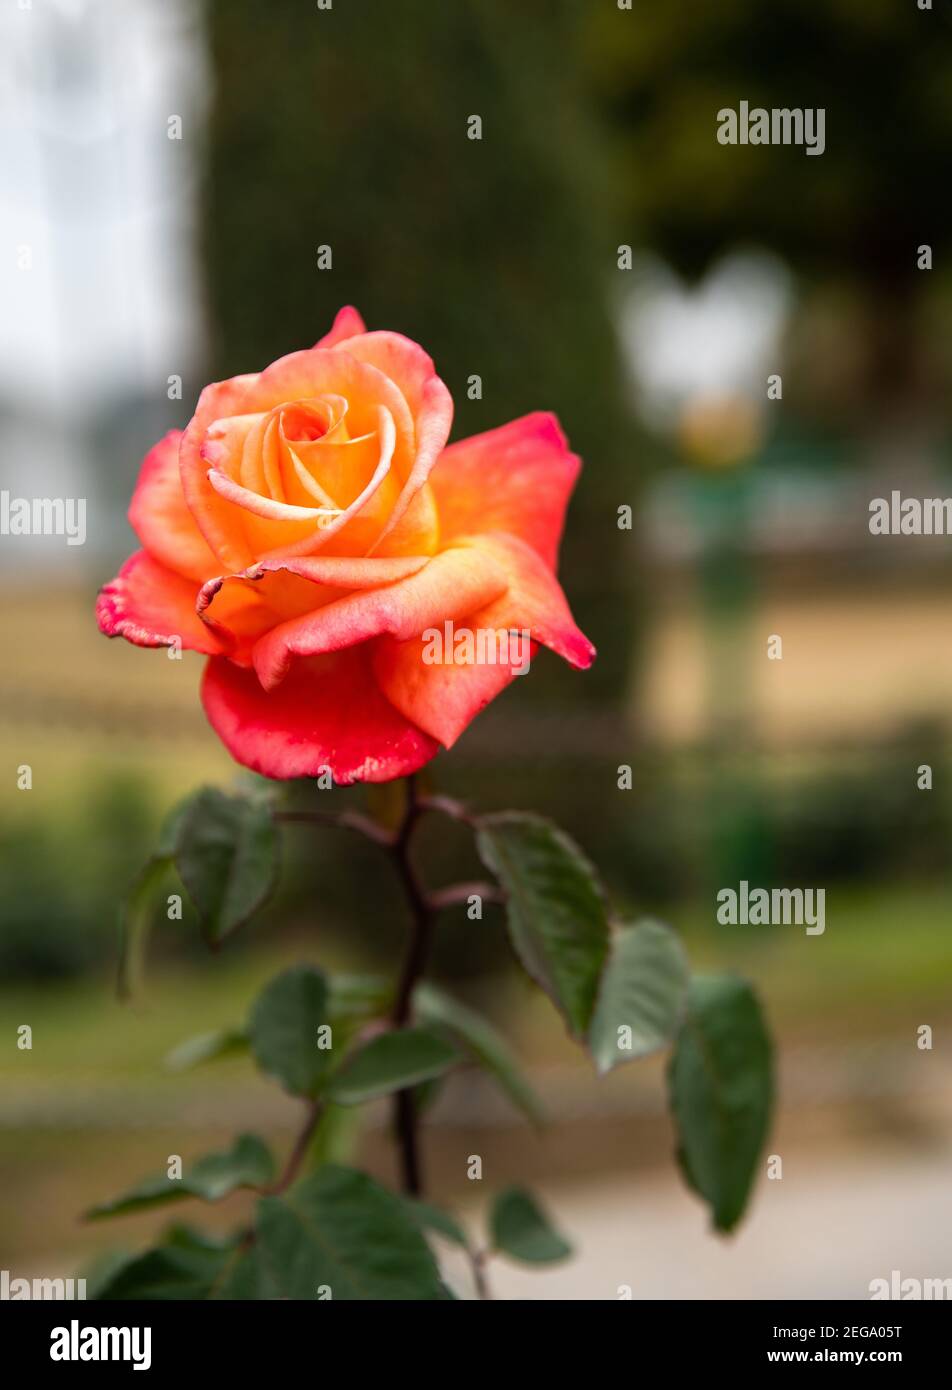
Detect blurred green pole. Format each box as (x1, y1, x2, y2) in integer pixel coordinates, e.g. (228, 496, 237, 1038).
(692, 465, 774, 898)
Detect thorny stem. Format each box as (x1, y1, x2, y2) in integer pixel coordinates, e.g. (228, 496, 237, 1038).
(275, 779, 494, 1295)
(274, 808, 395, 848)
(471, 1248, 492, 1301)
(416, 793, 478, 828)
(269, 1099, 323, 1195)
(387, 781, 495, 1296)
(389, 775, 436, 1197)
(427, 880, 504, 911)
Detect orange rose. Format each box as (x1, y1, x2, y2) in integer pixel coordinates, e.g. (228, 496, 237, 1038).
(97, 308, 594, 782)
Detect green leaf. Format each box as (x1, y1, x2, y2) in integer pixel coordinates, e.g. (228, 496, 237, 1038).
(155, 796, 191, 857)
(209, 1243, 281, 1301)
(91, 1226, 236, 1300)
(304, 1101, 363, 1168)
(415, 981, 546, 1126)
(667, 974, 773, 1233)
(327, 1027, 459, 1106)
(116, 797, 201, 1000)
(405, 1199, 470, 1249)
(175, 787, 279, 944)
(490, 1187, 572, 1265)
(476, 812, 610, 1037)
(410, 1073, 445, 1115)
(169, 976, 383, 1083)
(249, 965, 331, 1098)
(85, 1134, 274, 1220)
(116, 856, 170, 1002)
(327, 973, 390, 1019)
(165, 1027, 249, 1072)
(256, 1165, 445, 1299)
(588, 919, 690, 1074)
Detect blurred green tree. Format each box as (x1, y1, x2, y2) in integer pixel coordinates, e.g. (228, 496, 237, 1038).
(202, 0, 648, 716)
(585, 0, 952, 414)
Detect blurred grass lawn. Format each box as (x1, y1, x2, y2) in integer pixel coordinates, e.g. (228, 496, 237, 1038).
(3, 880, 950, 1088)
(2, 880, 948, 1269)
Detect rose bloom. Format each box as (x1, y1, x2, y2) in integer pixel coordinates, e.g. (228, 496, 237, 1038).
(98, 308, 594, 783)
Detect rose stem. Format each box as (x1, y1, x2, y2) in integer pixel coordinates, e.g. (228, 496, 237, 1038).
(269, 1099, 323, 1195)
(388, 773, 436, 1197)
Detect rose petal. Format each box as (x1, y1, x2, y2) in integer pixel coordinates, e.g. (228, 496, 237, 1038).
(370, 374, 453, 553)
(429, 412, 581, 570)
(128, 431, 219, 583)
(285, 427, 382, 510)
(453, 532, 595, 670)
(372, 634, 520, 748)
(206, 468, 341, 523)
(201, 552, 431, 610)
(315, 305, 367, 348)
(335, 330, 440, 418)
(364, 481, 440, 559)
(252, 543, 510, 691)
(96, 550, 224, 655)
(181, 350, 415, 570)
(256, 405, 398, 562)
(201, 648, 438, 784)
(371, 532, 594, 746)
(335, 331, 454, 552)
(197, 552, 432, 662)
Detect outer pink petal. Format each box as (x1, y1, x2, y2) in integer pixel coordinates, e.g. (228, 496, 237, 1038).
(96, 551, 225, 655)
(196, 553, 432, 662)
(454, 532, 595, 670)
(315, 305, 367, 348)
(428, 413, 581, 570)
(201, 649, 439, 784)
(128, 431, 219, 582)
(371, 532, 594, 747)
(251, 544, 509, 691)
(372, 636, 519, 748)
(202, 552, 431, 603)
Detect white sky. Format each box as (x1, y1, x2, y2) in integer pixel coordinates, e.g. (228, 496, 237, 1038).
(0, 0, 208, 419)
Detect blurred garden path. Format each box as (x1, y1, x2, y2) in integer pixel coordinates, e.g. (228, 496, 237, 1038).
(468, 1148, 952, 1301)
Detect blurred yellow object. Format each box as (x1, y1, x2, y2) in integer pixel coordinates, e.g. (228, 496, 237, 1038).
(677, 394, 763, 469)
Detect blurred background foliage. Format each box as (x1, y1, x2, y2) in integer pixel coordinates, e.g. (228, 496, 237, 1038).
(2, 0, 952, 1294)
